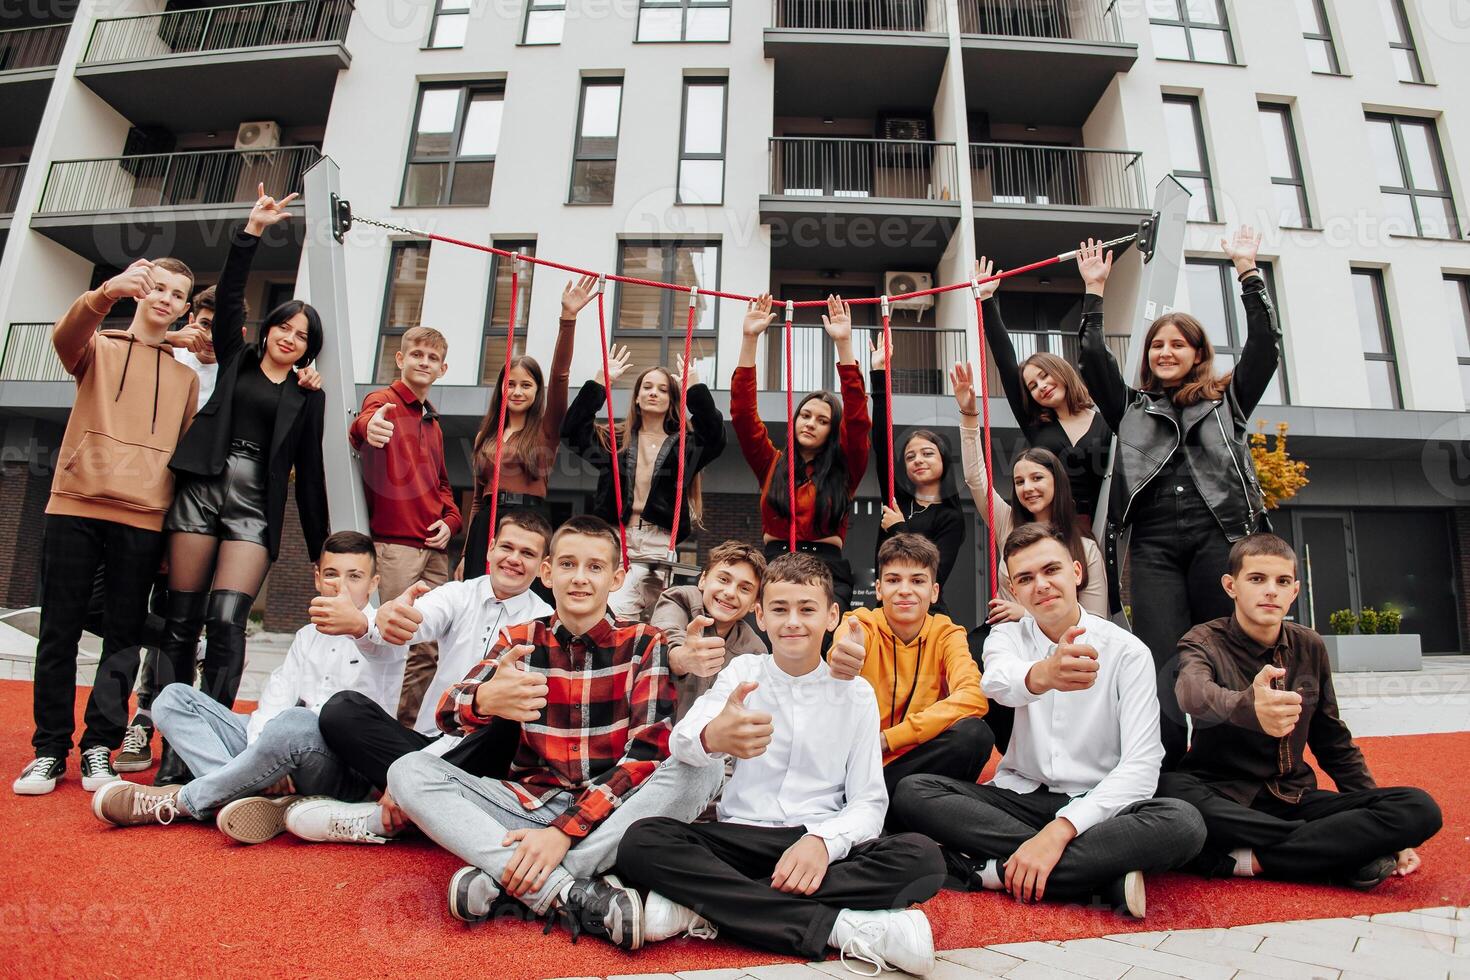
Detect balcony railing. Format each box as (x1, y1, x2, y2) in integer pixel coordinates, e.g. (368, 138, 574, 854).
(0, 23, 69, 72)
(770, 138, 960, 203)
(82, 0, 353, 65)
(37, 146, 319, 215)
(771, 0, 946, 32)
(762, 324, 969, 396)
(958, 0, 1123, 42)
(970, 143, 1145, 211)
(0, 164, 25, 217)
(988, 328, 1129, 393)
(1, 324, 68, 382)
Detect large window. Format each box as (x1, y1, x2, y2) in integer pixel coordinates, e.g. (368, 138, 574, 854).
(1367, 114, 1459, 240)
(1379, 0, 1424, 83)
(1183, 258, 1288, 406)
(1258, 103, 1310, 229)
(375, 241, 430, 384)
(1162, 95, 1215, 222)
(480, 241, 535, 384)
(1147, 0, 1235, 64)
(523, 0, 565, 44)
(677, 79, 727, 205)
(1445, 275, 1470, 410)
(1296, 0, 1340, 73)
(427, 0, 470, 48)
(400, 84, 504, 208)
(570, 79, 623, 205)
(1350, 269, 1402, 410)
(613, 242, 720, 385)
(637, 0, 731, 42)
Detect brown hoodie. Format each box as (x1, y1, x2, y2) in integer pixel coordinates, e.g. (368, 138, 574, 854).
(46, 288, 199, 531)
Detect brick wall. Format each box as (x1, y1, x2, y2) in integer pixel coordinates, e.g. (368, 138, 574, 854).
(262, 482, 316, 632)
(689, 491, 765, 566)
(0, 460, 50, 608)
(1453, 507, 1470, 653)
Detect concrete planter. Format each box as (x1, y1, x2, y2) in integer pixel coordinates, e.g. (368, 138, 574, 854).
(1322, 634, 1422, 672)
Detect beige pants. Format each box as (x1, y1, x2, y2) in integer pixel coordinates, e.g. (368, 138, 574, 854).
(374, 541, 451, 727)
(608, 521, 673, 620)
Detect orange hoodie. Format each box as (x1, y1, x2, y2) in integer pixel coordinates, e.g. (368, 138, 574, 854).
(46, 288, 199, 531)
(845, 605, 987, 765)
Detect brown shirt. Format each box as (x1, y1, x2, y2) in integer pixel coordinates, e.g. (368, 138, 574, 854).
(1176, 615, 1375, 805)
(649, 585, 767, 720)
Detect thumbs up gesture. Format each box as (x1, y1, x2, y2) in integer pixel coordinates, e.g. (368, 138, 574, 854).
(1029, 625, 1100, 694)
(1252, 664, 1302, 737)
(365, 403, 395, 448)
(377, 580, 432, 645)
(828, 618, 868, 681)
(308, 581, 368, 638)
(473, 642, 550, 722)
(701, 681, 775, 759)
(669, 614, 726, 679)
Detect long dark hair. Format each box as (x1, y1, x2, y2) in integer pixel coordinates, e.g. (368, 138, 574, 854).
(893, 427, 962, 509)
(1010, 446, 1089, 589)
(474, 355, 551, 481)
(257, 300, 322, 369)
(767, 390, 850, 537)
(1139, 312, 1231, 408)
(597, 365, 704, 526)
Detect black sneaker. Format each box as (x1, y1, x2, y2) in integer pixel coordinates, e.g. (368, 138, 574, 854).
(549, 876, 643, 950)
(153, 743, 195, 787)
(448, 866, 499, 924)
(13, 756, 65, 796)
(940, 848, 989, 892)
(113, 720, 154, 773)
(1339, 854, 1396, 891)
(79, 746, 118, 791)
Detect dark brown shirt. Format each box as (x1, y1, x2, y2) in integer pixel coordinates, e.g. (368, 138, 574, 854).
(1176, 615, 1375, 806)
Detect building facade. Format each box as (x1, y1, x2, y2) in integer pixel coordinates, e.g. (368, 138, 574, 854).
(1, 0, 1467, 650)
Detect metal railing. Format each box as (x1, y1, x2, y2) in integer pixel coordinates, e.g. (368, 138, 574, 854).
(957, 0, 1123, 42)
(761, 324, 968, 396)
(83, 0, 353, 64)
(0, 23, 69, 71)
(37, 146, 319, 214)
(771, 0, 946, 32)
(770, 138, 960, 202)
(1, 324, 68, 382)
(987, 328, 1129, 393)
(0, 164, 25, 217)
(970, 143, 1145, 211)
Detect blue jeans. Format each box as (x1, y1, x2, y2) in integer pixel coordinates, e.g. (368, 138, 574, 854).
(152, 684, 372, 818)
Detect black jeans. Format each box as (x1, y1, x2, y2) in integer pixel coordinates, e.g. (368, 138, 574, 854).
(883, 717, 995, 827)
(33, 514, 164, 757)
(892, 776, 1205, 900)
(1157, 772, 1443, 881)
(616, 819, 945, 960)
(1128, 480, 1237, 771)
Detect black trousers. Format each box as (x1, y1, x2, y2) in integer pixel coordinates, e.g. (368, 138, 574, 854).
(616, 819, 945, 960)
(33, 514, 164, 757)
(1157, 772, 1443, 881)
(316, 690, 522, 791)
(883, 717, 994, 804)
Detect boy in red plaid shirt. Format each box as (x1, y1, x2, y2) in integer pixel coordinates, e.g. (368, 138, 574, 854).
(389, 515, 722, 949)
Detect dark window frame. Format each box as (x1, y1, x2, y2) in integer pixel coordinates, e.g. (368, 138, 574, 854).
(568, 78, 624, 205)
(374, 239, 432, 384)
(635, 0, 733, 43)
(1299, 0, 1341, 73)
(399, 81, 505, 208)
(1367, 113, 1460, 240)
(676, 78, 729, 206)
(479, 239, 537, 385)
(1184, 257, 1290, 405)
(1258, 102, 1312, 229)
(610, 240, 723, 372)
(1382, 0, 1424, 83)
(1351, 268, 1403, 410)
(1163, 94, 1217, 222)
(1148, 0, 1237, 64)
(521, 0, 566, 45)
(1445, 273, 1470, 410)
(426, 0, 471, 48)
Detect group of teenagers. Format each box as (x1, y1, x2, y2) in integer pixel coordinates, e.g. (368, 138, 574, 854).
(16, 186, 1444, 975)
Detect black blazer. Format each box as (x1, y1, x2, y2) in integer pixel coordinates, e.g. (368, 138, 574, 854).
(169, 230, 329, 562)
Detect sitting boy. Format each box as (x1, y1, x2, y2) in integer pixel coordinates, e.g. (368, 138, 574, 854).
(616, 553, 946, 977)
(91, 532, 404, 842)
(1161, 533, 1442, 889)
(387, 515, 722, 950)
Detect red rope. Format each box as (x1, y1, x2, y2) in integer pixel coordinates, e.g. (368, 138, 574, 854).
(596, 286, 630, 571)
(784, 302, 797, 554)
(880, 298, 896, 507)
(973, 292, 998, 601)
(667, 292, 699, 554)
(484, 257, 520, 574)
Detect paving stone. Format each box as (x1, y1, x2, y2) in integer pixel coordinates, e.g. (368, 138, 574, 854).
(938, 946, 1027, 975)
(1158, 927, 1263, 952)
(607, 974, 685, 980)
(1060, 936, 1234, 979)
(1101, 932, 1172, 950)
(986, 941, 1129, 980)
(1154, 933, 1337, 978)
(1116, 969, 1188, 980)
(744, 966, 833, 980)
(676, 971, 752, 980)
(1353, 938, 1466, 972)
(1235, 916, 1458, 953)
(1255, 935, 1440, 979)
(1370, 912, 1470, 939)
(1003, 963, 1092, 980)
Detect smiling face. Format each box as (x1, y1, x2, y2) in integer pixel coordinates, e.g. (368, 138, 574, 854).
(137, 267, 193, 334)
(1012, 458, 1055, 518)
(543, 531, 623, 621)
(314, 550, 378, 610)
(487, 523, 549, 599)
(264, 312, 310, 369)
(501, 364, 540, 416)
(396, 339, 447, 392)
(1022, 363, 1066, 411)
(1224, 555, 1300, 633)
(795, 395, 833, 452)
(699, 560, 761, 627)
(903, 435, 943, 487)
(755, 579, 839, 666)
(1147, 321, 1200, 386)
(876, 560, 938, 632)
(1005, 536, 1082, 630)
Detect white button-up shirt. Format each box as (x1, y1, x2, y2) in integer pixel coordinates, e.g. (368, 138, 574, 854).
(247, 604, 403, 744)
(672, 654, 887, 862)
(981, 607, 1164, 836)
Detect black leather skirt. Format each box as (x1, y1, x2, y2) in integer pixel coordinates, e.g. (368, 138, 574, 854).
(164, 439, 269, 547)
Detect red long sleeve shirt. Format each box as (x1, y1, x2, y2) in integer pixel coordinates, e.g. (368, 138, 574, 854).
(349, 380, 462, 548)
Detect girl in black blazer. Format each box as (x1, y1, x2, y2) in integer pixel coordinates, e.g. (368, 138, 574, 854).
(154, 191, 328, 781)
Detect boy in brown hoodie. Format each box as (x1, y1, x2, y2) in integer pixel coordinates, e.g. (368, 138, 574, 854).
(15, 256, 202, 797)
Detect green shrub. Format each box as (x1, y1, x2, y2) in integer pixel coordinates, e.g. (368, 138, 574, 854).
(1357, 607, 1381, 636)
(1328, 609, 1357, 636)
(1378, 606, 1402, 635)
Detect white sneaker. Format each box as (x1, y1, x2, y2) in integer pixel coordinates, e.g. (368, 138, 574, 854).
(283, 798, 389, 844)
(830, 908, 935, 977)
(79, 746, 118, 791)
(643, 891, 718, 943)
(13, 756, 65, 796)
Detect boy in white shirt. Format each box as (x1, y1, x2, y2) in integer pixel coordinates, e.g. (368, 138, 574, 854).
(91, 532, 403, 843)
(891, 524, 1205, 918)
(616, 552, 945, 977)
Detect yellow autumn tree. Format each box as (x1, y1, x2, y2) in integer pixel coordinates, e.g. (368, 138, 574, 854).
(1250, 421, 1309, 509)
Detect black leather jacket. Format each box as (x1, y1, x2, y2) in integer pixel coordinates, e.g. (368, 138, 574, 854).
(1077, 276, 1279, 542)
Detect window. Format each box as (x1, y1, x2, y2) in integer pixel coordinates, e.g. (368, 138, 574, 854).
(1379, 0, 1424, 83)
(613, 242, 720, 386)
(480, 241, 535, 384)
(1296, 0, 1340, 73)
(1366, 114, 1459, 239)
(401, 84, 504, 208)
(637, 0, 731, 42)
(1147, 0, 1235, 64)
(1350, 269, 1402, 409)
(1444, 275, 1470, 410)
(1258, 103, 1310, 229)
(375, 241, 430, 384)
(1183, 258, 1289, 405)
(1162, 95, 1216, 222)
(677, 79, 727, 204)
(523, 0, 565, 44)
(570, 79, 622, 205)
(427, 0, 470, 47)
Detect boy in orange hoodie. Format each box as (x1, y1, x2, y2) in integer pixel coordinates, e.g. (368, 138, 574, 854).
(839, 534, 992, 806)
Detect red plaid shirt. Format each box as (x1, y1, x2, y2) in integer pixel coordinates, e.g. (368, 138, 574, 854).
(435, 612, 675, 838)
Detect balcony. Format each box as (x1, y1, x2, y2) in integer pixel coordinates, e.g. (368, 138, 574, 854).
(76, 0, 353, 131)
(0, 164, 25, 224)
(970, 143, 1148, 273)
(765, 0, 948, 117)
(760, 323, 969, 395)
(0, 24, 70, 137)
(761, 137, 963, 272)
(991, 328, 1129, 394)
(31, 146, 316, 271)
(1, 323, 68, 383)
(959, 0, 1136, 125)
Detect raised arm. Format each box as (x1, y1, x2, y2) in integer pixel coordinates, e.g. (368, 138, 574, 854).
(731, 295, 779, 480)
(1220, 227, 1280, 415)
(294, 392, 330, 563)
(542, 275, 594, 444)
(561, 378, 613, 462)
(972, 256, 1030, 427)
(680, 356, 727, 471)
(952, 363, 1012, 529)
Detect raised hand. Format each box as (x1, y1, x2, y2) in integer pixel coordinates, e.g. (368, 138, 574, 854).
(951, 362, 979, 416)
(1252, 664, 1302, 737)
(562, 273, 599, 318)
(1076, 239, 1113, 295)
(1028, 625, 1100, 694)
(677, 352, 701, 389)
(828, 618, 867, 681)
(377, 580, 433, 646)
(308, 584, 368, 638)
(473, 643, 549, 722)
(744, 294, 776, 338)
(365, 403, 394, 448)
(169, 320, 210, 355)
(596, 344, 632, 387)
(1221, 225, 1262, 274)
(104, 259, 158, 302)
(296, 365, 322, 391)
(974, 256, 1000, 301)
(245, 183, 300, 236)
(868, 338, 889, 373)
(668, 614, 726, 679)
(701, 681, 775, 759)
(821, 294, 852, 345)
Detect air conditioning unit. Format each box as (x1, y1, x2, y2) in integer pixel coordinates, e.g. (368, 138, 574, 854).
(235, 121, 281, 152)
(883, 271, 935, 315)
